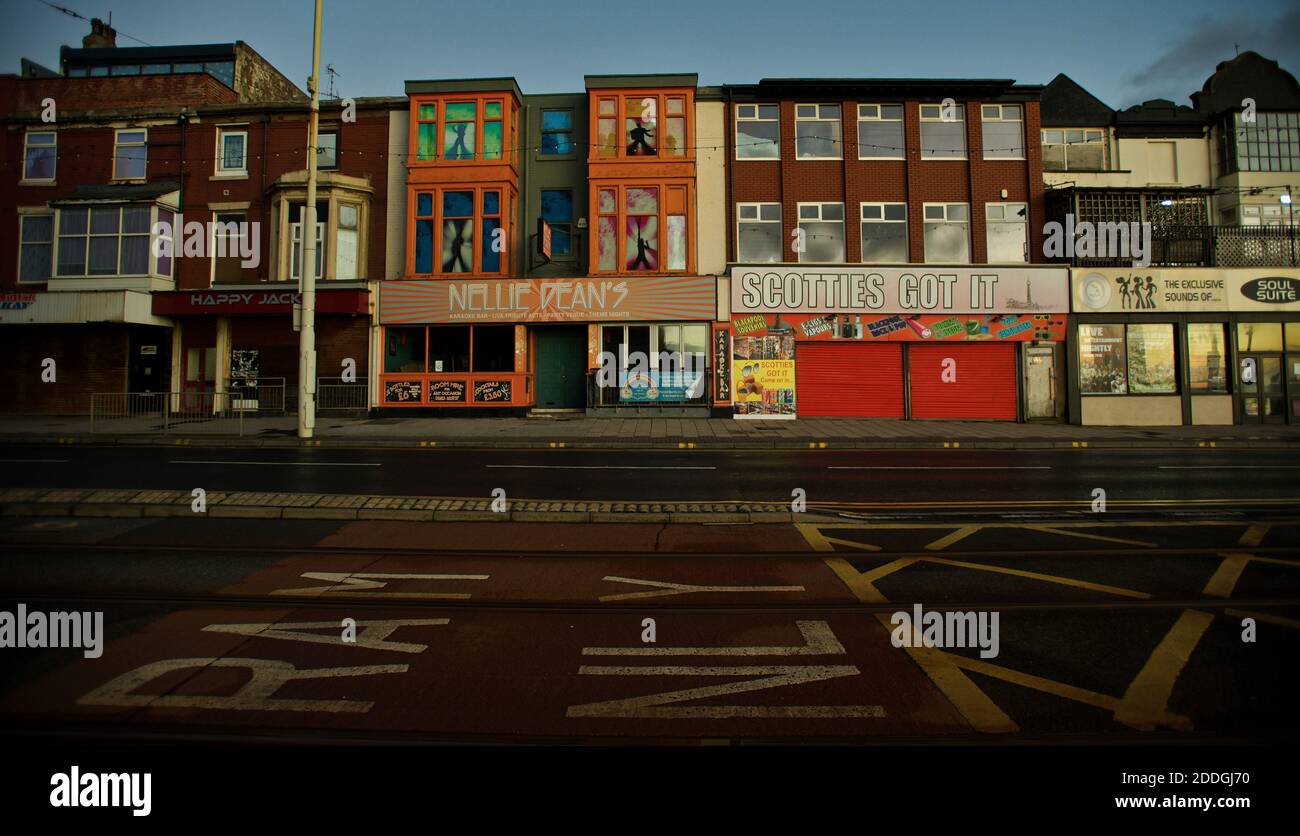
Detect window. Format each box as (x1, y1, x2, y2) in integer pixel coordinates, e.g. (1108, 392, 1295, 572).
(795, 104, 841, 159)
(205, 61, 235, 87)
(416, 104, 437, 161)
(113, 129, 147, 180)
(540, 190, 574, 256)
(411, 186, 509, 276)
(600, 323, 707, 404)
(444, 102, 477, 161)
(216, 127, 248, 175)
(1237, 322, 1284, 352)
(23, 131, 56, 181)
(797, 202, 845, 263)
(1079, 323, 1177, 395)
(985, 203, 1028, 262)
(920, 103, 965, 159)
(336, 204, 359, 278)
(290, 204, 326, 281)
(857, 104, 904, 159)
(428, 326, 470, 373)
(385, 326, 519, 375)
(594, 182, 689, 273)
(211, 211, 246, 282)
(1240, 205, 1294, 226)
(56, 205, 154, 277)
(471, 325, 515, 372)
(1078, 324, 1128, 394)
(598, 93, 688, 158)
(736, 104, 779, 159)
(1222, 112, 1300, 174)
(1042, 129, 1106, 171)
(110, 64, 140, 76)
(540, 109, 574, 155)
(19, 213, 54, 282)
(1126, 323, 1176, 393)
(922, 203, 969, 262)
(156, 208, 174, 278)
(1187, 323, 1228, 393)
(412, 96, 510, 162)
(484, 101, 503, 160)
(737, 202, 782, 263)
(317, 132, 338, 169)
(385, 327, 428, 373)
(981, 104, 1023, 158)
(860, 203, 908, 263)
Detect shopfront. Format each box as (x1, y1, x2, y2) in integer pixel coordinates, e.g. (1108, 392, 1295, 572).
(728, 266, 1070, 421)
(1070, 268, 1300, 425)
(378, 276, 717, 413)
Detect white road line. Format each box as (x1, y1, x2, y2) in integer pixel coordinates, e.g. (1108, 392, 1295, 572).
(0, 458, 69, 463)
(827, 466, 1051, 470)
(169, 460, 381, 467)
(486, 464, 716, 470)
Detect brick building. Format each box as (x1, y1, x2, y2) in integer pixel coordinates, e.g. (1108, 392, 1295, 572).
(721, 78, 1068, 421)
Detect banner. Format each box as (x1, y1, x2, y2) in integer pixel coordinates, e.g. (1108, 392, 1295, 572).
(1073, 268, 1300, 313)
(732, 312, 1065, 342)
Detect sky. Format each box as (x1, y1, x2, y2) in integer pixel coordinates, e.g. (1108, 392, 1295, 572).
(0, 0, 1298, 109)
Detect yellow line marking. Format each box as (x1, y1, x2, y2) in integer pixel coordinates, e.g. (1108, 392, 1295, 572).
(1114, 609, 1213, 731)
(918, 556, 1150, 598)
(1225, 608, 1300, 631)
(822, 557, 888, 603)
(1018, 524, 1157, 547)
(1203, 553, 1252, 598)
(925, 525, 983, 551)
(795, 523, 880, 552)
(1238, 523, 1270, 547)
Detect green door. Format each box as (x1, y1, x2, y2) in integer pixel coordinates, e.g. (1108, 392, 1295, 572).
(534, 326, 587, 408)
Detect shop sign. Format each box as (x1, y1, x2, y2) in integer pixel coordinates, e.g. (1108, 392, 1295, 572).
(730, 267, 1069, 314)
(152, 290, 368, 316)
(0, 293, 38, 311)
(1073, 269, 1300, 312)
(381, 277, 716, 324)
(473, 380, 512, 402)
(384, 381, 422, 403)
(429, 381, 466, 403)
(732, 312, 1065, 342)
(713, 326, 732, 405)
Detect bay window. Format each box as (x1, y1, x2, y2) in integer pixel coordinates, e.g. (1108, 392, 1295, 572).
(410, 186, 512, 276)
(593, 182, 690, 273)
(592, 92, 691, 159)
(409, 95, 513, 162)
(56, 204, 169, 277)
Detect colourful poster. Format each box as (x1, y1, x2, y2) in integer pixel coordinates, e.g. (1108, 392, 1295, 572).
(731, 312, 1066, 342)
(731, 334, 796, 418)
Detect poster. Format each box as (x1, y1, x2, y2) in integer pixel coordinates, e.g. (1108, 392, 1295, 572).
(1078, 324, 1126, 394)
(731, 312, 1065, 342)
(732, 334, 796, 418)
(429, 380, 467, 403)
(619, 369, 704, 402)
(474, 380, 512, 402)
(385, 380, 423, 403)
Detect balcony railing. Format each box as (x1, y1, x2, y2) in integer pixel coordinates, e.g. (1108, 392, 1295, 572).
(1064, 224, 1299, 268)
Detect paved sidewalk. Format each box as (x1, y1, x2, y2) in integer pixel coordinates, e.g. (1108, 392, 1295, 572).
(1, 414, 1298, 449)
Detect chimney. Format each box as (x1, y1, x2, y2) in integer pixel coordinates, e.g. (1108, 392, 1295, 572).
(82, 18, 117, 49)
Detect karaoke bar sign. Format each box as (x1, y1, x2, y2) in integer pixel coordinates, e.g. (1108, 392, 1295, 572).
(730, 266, 1069, 315)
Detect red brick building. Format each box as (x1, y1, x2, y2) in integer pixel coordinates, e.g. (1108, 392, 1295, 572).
(722, 78, 1069, 421)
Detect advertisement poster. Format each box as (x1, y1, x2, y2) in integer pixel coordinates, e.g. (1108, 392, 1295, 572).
(619, 369, 704, 402)
(732, 334, 796, 418)
(1078, 324, 1127, 394)
(732, 312, 1065, 342)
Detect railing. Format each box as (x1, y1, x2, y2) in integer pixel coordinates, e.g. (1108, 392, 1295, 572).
(91, 391, 249, 435)
(227, 376, 287, 414)
(317, 377, 369, 413)
(1068, 224, 1298, 268)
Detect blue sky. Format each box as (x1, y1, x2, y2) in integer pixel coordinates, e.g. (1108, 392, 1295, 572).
(1, 0, 1297, 108)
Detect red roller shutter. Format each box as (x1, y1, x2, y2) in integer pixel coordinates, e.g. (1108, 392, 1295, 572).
(908, 343, 1018, 420)
(797, 342, 904, 417)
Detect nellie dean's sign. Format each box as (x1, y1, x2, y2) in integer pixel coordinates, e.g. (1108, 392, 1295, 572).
(380, 277, 716, 324)
(730, 266, 1069, 314)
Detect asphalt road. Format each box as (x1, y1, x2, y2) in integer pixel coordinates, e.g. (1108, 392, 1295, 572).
(3, 444, 1300, 507)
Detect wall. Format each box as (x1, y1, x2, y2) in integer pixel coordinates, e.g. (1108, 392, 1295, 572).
(695, 99, 727, 275)
(1080, 395, 1182, 425)
(0, 324, 130, 413)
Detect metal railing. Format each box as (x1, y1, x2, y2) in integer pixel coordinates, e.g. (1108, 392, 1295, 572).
(90, 388, 285, 435)
(227, 376, 287, 414)
(317, 377, 369, 413)
(1067, 224, 1299, 268)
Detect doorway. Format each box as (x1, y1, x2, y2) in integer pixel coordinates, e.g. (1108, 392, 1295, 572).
(1238, 353, 1286, 423)
(533, 326, 587, 409)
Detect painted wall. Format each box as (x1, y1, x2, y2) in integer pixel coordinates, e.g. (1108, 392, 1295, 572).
(695, 99, 727, 277)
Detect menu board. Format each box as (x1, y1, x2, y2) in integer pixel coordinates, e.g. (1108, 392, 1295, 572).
(384, 380, 423, 403)
(429, 380, 467, 403)
(474, 380, 512, 402)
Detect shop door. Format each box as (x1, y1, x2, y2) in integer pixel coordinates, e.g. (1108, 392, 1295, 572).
(1023, 343, 1057, 420)
(534, 326, 586, 409)
(128, 329, 169, 395)
(908, 342, 1018, 420)
(796, 342, 904, 417)
(1238, 354, 1286, 424)
(183, 346, 217, 411)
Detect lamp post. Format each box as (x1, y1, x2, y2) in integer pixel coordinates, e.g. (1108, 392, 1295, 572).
(297, 0, 323, 438)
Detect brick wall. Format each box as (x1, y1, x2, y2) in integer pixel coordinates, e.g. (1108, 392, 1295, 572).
(0, 324, 128, 413)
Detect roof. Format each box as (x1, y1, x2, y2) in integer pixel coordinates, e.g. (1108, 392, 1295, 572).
(50, 181, 181, 205)
(1040, 73, 1113, 126)
(61, 43, 240, 66)
(730, 78, 1042, 99)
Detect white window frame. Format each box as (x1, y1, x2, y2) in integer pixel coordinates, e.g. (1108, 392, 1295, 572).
(922, 202, 970, 263)
(981, 104, 1024, 159)
(317, 131, 338, 170)
(984, 202, 1028, 263)
(209, 210, 248, 283)
(735, 103, 780, 160)
(290, 219, 326, 281)
(736, 201, 783, 263)
(17, 209, 55, 283)
(1041, 128, 1106, 171)
(112, 128, 148, 181)
(54, 204, 166, 278)
(919, 103, 966, 159)
(859, 202, 908, 263)
(794, 103, 842, 160)
(857, 104, 905, 160)
(796, 201, 845, 263)
(22, 130, 57, 183)
(215, 126, 249, 176)
(335, 202, 361, 279)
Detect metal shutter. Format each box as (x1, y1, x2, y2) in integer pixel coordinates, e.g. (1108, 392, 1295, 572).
(907, 343, 1018, 420)
(797, 342, 904, 418)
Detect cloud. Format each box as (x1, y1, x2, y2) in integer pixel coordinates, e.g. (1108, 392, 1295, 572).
(1122, 7, 1300, 106)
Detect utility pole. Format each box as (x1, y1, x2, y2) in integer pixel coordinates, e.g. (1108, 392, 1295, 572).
(298, 0, 323, 438)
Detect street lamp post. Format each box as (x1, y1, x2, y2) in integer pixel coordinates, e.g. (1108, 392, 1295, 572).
(297, 0, 323, 438)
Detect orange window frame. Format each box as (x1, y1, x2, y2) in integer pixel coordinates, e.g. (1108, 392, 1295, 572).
(407, 94, 515, 165)
(406, 184, 514, 277)
(589, 90, 695, 161)
(589, 180, 694, 275)
(379, 324, 534, 407)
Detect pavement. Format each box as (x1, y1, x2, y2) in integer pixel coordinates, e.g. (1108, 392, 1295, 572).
(2, 413, 1299, 449)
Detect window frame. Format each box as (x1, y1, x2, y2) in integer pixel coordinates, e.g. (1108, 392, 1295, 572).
(794, 103, 842, 160)
(53, 203, 169, 278)
(857, 104, 905, 160)
(921, 202, 971, 263)
(408, 185, 513, 277)
(408, 94, 514, 164)
(796, 201, 846, 263)
(317, 131, 339, 170)
(17, 209, 55, 283)
(590, 180, 693, 275)
(980, 103, 1024, 160)
(112, 128, 148, 181)
(735, 103, 780, 160)
(210, 210, 248, 283)
(1041, 128, 1107, 171)
(590, 90, 694, 161)
(539, 108, 575, 157)
(919, 102, 967, 160)
(539, 188, 575, 258)
(214, 126, 249, 176)
(22, 130, 57, 183)
(859, 201, 909, 263)
(984, 202, 1028, 263)
(736, 201, 783, 263)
